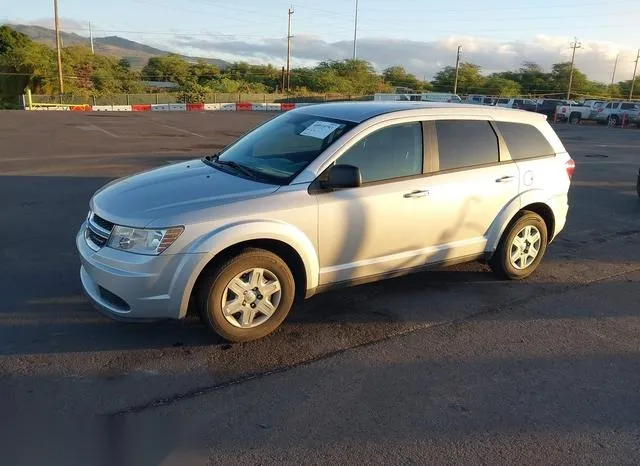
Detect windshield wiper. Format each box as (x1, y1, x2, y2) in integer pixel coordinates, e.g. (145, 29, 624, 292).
(212, 158, 259, 180)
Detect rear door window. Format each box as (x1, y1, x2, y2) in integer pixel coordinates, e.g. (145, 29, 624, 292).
(495, 122, 555, 160)
(621, 103, 635, 110)
(435, 120, 499, 170)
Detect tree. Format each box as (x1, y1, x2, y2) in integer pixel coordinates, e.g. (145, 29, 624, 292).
(618, 77, 640, 99)
(0, 25, 57, 98)
(550, 62, 589, 97)
(382, 66, 419, 90)
(189, 59, 220, 85)
(118, 58, 131, 71)
(431, 62, 484, 94)
(141, 54, 190, 85)
(483, 75, 521, 96)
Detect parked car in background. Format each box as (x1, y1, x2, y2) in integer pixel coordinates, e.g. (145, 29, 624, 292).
(465, 95, 497, 105)
(535, 99, 567, 119)
(374, 92, 462, 103)
(556, 100, 605, 124)
(495, 98, 538, 112)
(77, 102, 573, 342)
(592, 101, 640, 126)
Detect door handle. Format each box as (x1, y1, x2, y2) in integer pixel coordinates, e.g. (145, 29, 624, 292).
(404, 189, 429, 198)
(495, 175, 515, 183)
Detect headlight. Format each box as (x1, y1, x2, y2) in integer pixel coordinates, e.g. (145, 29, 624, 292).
(107, 226, 184, 255)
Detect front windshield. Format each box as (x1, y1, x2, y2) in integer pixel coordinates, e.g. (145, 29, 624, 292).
(213, 111, 355, 185)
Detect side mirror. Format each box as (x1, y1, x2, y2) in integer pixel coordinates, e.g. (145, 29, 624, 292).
(324, 164, 362, 189)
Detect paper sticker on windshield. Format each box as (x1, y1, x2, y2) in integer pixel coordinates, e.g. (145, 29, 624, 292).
(300, 121, 342, 139)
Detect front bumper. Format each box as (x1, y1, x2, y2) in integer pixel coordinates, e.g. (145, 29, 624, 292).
(76, 223, 205, 321)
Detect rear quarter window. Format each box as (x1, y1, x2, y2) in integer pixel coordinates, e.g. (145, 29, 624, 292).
(435, 120, 499, 170)
(495, 121, 555, 160)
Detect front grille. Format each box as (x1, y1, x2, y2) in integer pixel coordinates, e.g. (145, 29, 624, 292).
(92, 214, 114, 232)
(87, 228, 108, 247)
(99, 287, 130, 310)
(85, 212, 114, 250)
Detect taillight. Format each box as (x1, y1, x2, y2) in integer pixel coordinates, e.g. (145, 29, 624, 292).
(565, 158, 575, 179)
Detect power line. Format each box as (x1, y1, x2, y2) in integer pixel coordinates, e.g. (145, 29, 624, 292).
(360, 0, 637, 14)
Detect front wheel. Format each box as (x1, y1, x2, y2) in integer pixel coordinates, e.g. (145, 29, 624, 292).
(569, 113, 581, 125)
(198, 248, 295, 342)
(490, 211, 548, 280)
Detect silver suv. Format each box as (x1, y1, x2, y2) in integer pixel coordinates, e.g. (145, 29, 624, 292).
(77, 102, 574, 341)
(592, 101, 640, 126)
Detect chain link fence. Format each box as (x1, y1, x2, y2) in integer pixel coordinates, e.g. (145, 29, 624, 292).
(30, 93, 376, 106)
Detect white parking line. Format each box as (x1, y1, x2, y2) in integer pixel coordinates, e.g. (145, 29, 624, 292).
(89, 124, 119, 138)
(159, 123, 205, 138)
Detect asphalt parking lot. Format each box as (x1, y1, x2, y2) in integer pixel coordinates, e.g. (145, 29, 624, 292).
(1, 111, 639, 465)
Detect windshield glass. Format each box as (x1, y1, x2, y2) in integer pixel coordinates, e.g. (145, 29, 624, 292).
(212, 112, 355, 185)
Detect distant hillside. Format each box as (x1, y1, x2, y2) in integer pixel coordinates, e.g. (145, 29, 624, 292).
(8, 24, 230, 69)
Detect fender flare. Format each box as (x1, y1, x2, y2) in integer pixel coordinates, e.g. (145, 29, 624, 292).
(484, 189, 555, 255)
(175, 220, 319, 317)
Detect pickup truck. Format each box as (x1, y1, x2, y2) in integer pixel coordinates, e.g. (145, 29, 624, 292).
(555, 100, 605, 124)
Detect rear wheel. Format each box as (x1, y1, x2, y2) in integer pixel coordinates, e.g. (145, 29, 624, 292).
(569, 112, 581, 125)
(608, 115, 619, 127)
(198, 248, 295, 342)
(490, 211, 548, 280)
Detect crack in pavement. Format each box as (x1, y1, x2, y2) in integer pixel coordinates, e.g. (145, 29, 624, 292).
(106, 265, 640, 418)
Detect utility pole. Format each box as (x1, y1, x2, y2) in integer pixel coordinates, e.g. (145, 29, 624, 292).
(611, 53, 619, 86)
(567, 37, 582, 100)
(89, 20, 94, 54)
(453, 45, 461, 95)
(630, 49, 640, 100)
(286, 7, 294, 91)
(54, 0, 64, 94)
(352, 0, 359, 61)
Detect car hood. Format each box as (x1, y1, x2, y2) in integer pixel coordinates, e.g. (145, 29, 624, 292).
(90, 160, 278, 227)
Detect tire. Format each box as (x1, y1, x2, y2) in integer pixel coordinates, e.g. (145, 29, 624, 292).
(198, 248, 295, 342)
(489, 211, 548, 280)
(569, 112, 581, 125)
(608, 115, 619, 127)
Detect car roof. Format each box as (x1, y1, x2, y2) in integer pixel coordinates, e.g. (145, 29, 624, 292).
(292, 101, 545, 123)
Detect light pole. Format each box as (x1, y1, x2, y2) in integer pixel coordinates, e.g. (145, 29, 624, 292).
(453, 45, 461, 95)
(567, 38, 582, 100)
(54, 0, 64, 94)
(353, 0, 359, 60)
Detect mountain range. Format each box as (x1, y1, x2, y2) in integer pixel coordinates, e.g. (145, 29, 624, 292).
(8, 24, 230, 69)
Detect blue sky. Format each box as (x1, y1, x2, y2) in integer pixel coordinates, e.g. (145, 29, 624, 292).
(5, 0, 640, 81)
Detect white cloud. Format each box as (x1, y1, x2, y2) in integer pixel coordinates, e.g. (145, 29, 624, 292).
(167, 34, 638, 83)
(7, 17, 88, 31)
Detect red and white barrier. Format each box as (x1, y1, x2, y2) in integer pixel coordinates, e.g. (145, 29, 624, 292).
(28, 100, 317, 112)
